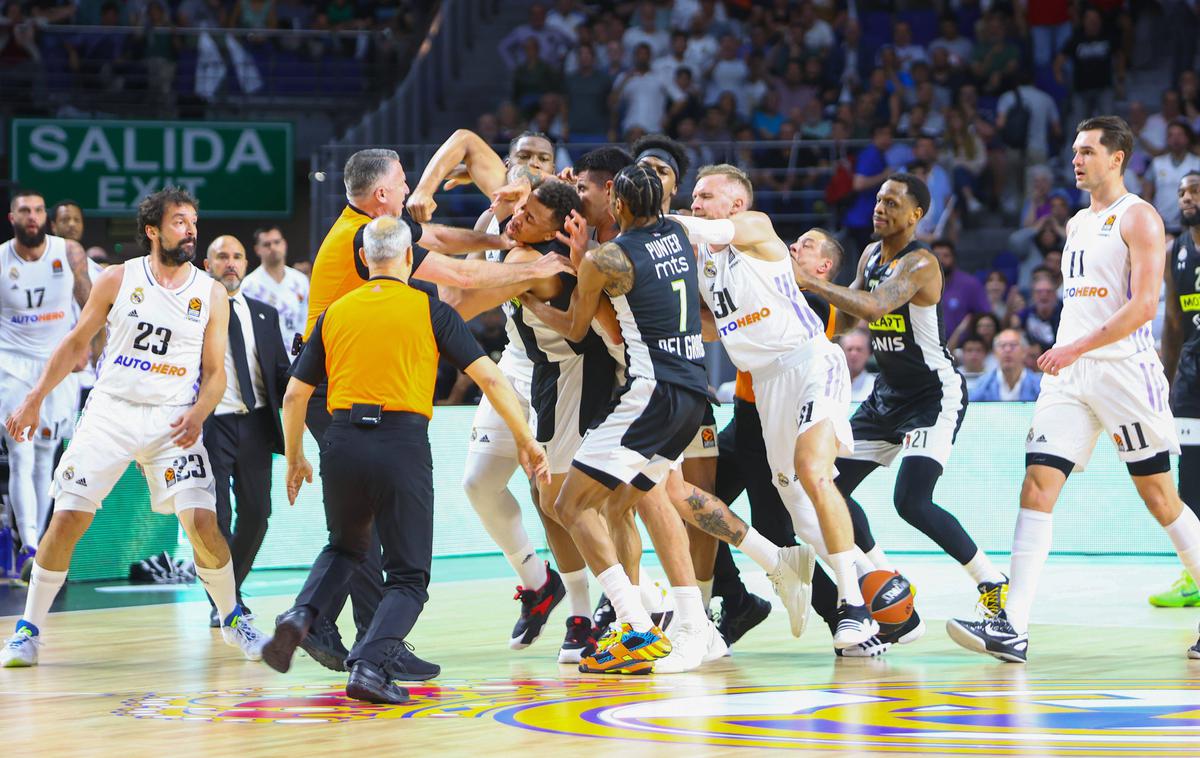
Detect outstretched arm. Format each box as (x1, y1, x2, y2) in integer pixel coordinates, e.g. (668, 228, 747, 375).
(415, 249, 571, 292)
(797, 249, 937, 323)
(520, 242, 632, 343)
(669, 211, 790, 260)
(439, 246, 565, 320)
(407, 129, 516, 221)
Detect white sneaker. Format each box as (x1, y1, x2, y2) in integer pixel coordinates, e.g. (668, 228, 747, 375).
(700, 619, 728, 663)
(833, 602, 880, 649)
(653, 621, 706, 673)
(222, 612, 267, 661)
(835, 635, 891, 658)
(1, 625, 40, 668)
(767, 544, 815, 638)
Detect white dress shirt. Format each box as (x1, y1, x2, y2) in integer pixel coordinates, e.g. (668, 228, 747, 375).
(215, 292, 267, 415)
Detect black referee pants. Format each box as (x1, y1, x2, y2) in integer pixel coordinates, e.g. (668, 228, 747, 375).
(294, 413, 435, 668)
(304, 385, 384, 639)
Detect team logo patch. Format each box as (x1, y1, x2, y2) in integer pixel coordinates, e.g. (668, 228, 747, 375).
(470, 428, 478, 441)
(164, 467, 177, 488)
(701, 427, 716, 448)
(131, 287, 145, 304)
(868, 314, 906, 332)
(8, 266, 17, 280)
(1101, 214, 1117, 233)
(777, 472, 789, 487)
(1113, 432, 1126, 451)
(703, 259, 717, 278)
(62, 466, 75, 482)
(187, 297, 202, 321)
(51, 259, 64, 275)
(1026, 428, 1035, 443)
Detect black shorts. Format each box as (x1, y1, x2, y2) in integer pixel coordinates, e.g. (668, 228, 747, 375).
(1171, 351, 1200, 420)
(845, 375, 967, 468)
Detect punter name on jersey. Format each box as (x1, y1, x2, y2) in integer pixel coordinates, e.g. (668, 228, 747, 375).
(643, 232, 703, 361)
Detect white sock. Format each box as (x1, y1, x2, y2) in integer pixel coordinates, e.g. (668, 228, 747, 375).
(597, 564, 653, 631)
(671, 586, 705, 626)
(21, 563, 67, 631)
(865, 545, 894, 572)
(1164, 507, 1200, 587)
(963, 549, 1006, 585)
(505, 543, 547, 589)
(561, 568, 591, 617)
(851, 546, 873, 577)
(737, 527, 781, 573)
(829, 550, 865, 606)
(698, 578, 714, 608)
(195, 560, 238, 624)
(1006, 509, 1053, 634)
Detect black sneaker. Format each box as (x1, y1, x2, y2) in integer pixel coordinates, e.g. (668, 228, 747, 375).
(946, 610, 1028, 663)
(833, 602, 879, 649)
(716, 592, 771, 646)
(293, 614, 350, 672)
(383, 640, 440, 681)
(346, 660, 410, 705)
(976, 576, 1009, 618)
(557, 615, 597, 664)
(878, 608, 925, 645)
(650, 608, 674, 633)
(1189, 626, 1200, 660)
(510, 565, 565, 649)
(592, 593, 616, 633)
(835, 635, 890, 658)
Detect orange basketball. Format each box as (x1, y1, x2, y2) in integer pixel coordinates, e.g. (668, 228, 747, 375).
(859, 570, 914, 627)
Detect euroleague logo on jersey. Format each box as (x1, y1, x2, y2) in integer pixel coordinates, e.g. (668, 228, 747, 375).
(187, 297, 203, 322)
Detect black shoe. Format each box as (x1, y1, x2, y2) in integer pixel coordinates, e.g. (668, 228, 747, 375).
(832, 602, 879, 649)
(345, 660, 410, 705)
(716, 592, 771, 646)
(557, 615, 598, 664)
(946, 610, 1028, 663)
(262, 607, 314, 673)
(510, 565, 565, 649)
(382, 640, 441, 681)
(878, 608, 926, 645)
(592, 593, 616, 633)
(293, 614, 350, 672)
(1189, 625, 1200, 660)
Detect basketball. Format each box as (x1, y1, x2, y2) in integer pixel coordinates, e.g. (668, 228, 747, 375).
(859, 570, 914, 628)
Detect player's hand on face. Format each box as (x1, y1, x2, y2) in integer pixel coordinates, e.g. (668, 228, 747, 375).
(406, 190, 437, 223)
(3, 395, 41, 443)
(169, 409, 204, 448)
(286, 456, 313, 505)
(531, 251, 574, 278)
(491, 179, 532, 210)
(557, 166, 576, 184)
(441, 163, 473, 191)
(1037, 343, 1079, 376)
(555, 210, 589, 259)
(518, 438, 551, 485)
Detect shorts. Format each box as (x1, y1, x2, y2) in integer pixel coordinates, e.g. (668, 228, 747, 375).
(573, 377, 706, 492)
(528, 351, 616, 475)
(845, 371, 966, 468)
(50, 392, 216, 514)
(683, 403, 719, 459)
(1027, 355, 1179, 470)
(1170, 350, 1200, 441)
(467, 371, 532, 460)
(0, 352, 79, 440)
(753, 339, 854, 486)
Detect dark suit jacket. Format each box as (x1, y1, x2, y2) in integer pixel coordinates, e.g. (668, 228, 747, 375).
(243, 296, 292, 453)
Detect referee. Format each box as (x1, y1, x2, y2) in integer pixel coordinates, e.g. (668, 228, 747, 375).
(261, 216, 550, 704)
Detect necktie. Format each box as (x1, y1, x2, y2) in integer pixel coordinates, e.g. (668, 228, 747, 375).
(228, 300, 256, 411)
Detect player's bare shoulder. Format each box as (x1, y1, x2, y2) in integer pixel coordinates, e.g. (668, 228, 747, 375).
(587, 242, 635, 297)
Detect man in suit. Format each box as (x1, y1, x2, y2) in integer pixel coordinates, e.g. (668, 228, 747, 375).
(203, 235, 292, 626)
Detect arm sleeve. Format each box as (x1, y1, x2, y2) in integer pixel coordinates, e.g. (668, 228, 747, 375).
(290, 313, 329, 385)
(428, 298, 487, 371)
(669, 214, 736, 246)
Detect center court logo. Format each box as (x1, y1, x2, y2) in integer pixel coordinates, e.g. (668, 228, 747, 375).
(110, 678, 1200, 755)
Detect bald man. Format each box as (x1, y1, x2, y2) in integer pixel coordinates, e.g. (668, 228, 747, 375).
(202, 235, 294, 627)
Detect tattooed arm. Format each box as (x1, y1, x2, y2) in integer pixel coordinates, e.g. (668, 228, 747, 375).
(520, 241, 632, 343)
(795, 248, 938, 323)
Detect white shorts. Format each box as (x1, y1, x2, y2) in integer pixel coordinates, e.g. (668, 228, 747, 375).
(51, 392, 216, 514)
(0, 352, 79, 440)
(1026, 355, 1180, 470)
(683, 405, 719, 459)
(752, 339, 854, 487)
(1177, 417, 1200, 447)
(528, 356, 587, 475)
(467, 372, 532, 460)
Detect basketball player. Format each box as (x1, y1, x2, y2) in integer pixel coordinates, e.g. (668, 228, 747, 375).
(0, 190, 91, 575)
(793, 173, 1008, 621)
(2, 188, 266, 667)
(1150, 171, 1200, 607)
(949, 118, 1200, 662)
(671, 165, 880, 648)
(240, 226, 309, 354)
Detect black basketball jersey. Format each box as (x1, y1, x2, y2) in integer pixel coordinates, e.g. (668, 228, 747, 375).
(862, 239, 957, 393)
(1172, 232, 1200, 369)
(610, 218, 707, 395)
(507, 238, 607, 363)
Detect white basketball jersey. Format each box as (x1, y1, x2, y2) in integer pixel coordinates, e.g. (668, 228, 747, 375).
(0, 236, 74, 361)
(698, 242, 828, 372)
(241, 264, 309, 352)
(486, 216, 534, 384)
(1059, 193, 1157, 361)
(94, 256, 213, 406)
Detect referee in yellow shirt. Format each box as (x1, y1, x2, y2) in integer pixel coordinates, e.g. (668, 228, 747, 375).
(262, 216, 549, 705)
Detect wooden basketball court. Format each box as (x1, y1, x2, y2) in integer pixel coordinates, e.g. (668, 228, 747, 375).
(3, 554, 1199, 756)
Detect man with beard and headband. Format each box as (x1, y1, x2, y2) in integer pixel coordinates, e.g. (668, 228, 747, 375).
(200, 235, 293, 628)
(0, 190, 91, 578)
(2, 188, 267, 668)
(1151, 171, 1200, 609)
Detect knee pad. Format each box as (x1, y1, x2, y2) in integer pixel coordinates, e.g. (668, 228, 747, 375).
(53, 492, 100, 514)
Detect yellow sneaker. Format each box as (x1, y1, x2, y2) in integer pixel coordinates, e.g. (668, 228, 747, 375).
(578, 623, 671, 675)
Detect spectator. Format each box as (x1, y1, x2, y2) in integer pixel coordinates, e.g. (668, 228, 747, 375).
(797, 98, 831, 139)
(984, 269, 1021, 324)
(683, 14, 719, 73)
(892, 20, 928, 71)
(672, 0, 727, 33)
(1023, 0, 1072, 69)
(795, 1, 834, 54)
(611, 43, 673, 139)
(704, 34, 747, 107)
(930, 14, 973, 67)
(1143, 121, 1200, 235)
(564, 44, 612, 141)
(910, 136, 953, 238)
(959, 333, 989, 394)
(1012, 192, 1070, 286)
(624, 1, 669, 59)
(1019, 165, 1056, 227)
(774, 59, 818, 120)
(996, 69, 1062, 164)
(942, 106, 987, 216)
(65, 2, 130, 93)
(495, 101, 523, 142)
(839, 329, 877, 402)
(928, 46, 963, 106)
(133, 1, 180, 100)
(970, 11, 1020, 96)
(1055, 7, 1123, 127)
(652, 30, 690, 84)
(751, 90, 785, 139)
(1143, 89, 1185, 157)
(741, 54, 771, 118)
(665, 66, 704, 138)
(511, 37, 562, 116)
(234, 0, 276, 29)
(177, 0, 230, 28)
(935, 238, 992, 338)
(545, 0, 585, 43)
(1019, 270, 1063, 351)
(1180, 70, 1200, 132)
(971, 329, 1042, 401)
(950, 309, 1002, 363)
(498, 2, 571, 69)
(832, 17, 869, 90)
(844, 122, 894, 254)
